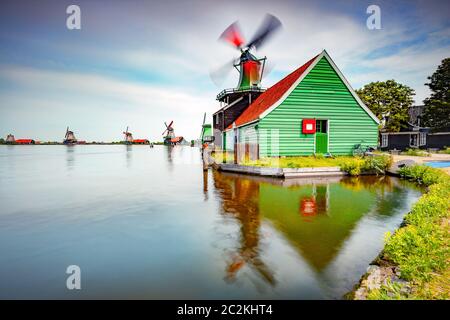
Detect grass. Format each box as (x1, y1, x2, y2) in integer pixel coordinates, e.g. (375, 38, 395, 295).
(439, 147, 450, 155)
(366, 165, 450, 300)
(244, 156, 354, 168)
(402, 148, 430, 157)
(212, 151, 393, 176)
(245, 155, 392, 176)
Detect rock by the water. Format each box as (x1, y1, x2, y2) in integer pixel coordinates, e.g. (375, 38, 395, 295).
(387, 159, 417, 175)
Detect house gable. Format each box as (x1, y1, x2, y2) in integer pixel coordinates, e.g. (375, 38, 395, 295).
(258, 53, 379, 156)
(260, 51, 379, 124)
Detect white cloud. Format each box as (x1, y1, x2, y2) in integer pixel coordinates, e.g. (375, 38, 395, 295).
(0, 65, 215, 141)
(1, 0, 448, 140)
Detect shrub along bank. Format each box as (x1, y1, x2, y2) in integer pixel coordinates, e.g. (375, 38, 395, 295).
(362, 165, 450, 299)
(241, 154, 393, 175)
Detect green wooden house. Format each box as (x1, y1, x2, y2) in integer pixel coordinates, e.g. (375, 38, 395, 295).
(222, 50, 380, 157)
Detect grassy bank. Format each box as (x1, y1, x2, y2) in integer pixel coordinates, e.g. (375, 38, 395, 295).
(212, 152, 392, 176)
(365, 165, 450, 299)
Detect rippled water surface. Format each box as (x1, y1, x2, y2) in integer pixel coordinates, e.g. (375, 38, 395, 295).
(0, 145, 422, 299)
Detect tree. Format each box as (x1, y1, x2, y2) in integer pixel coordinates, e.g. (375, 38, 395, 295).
(356, 80, 415, 132)
(422, 58, 450, 131)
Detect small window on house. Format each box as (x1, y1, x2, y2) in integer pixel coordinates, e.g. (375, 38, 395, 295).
(316, 120, 327, 133)
(419, 132, 427, 146)
(381, 134, 388, 148)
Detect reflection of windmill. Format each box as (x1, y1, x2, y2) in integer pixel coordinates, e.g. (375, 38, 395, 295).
(212, 171, 275, 286)
(162, 121, 184, 145)
(63, 127, 77, 145)
(123, 126, 133, 144)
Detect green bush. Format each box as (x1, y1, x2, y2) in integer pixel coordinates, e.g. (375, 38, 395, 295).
(363, 155, 393, 174)
(338, 155, 392, 176)
(384, 224, 448, 282)
(398, 165, 449, 186)
(339, 158, 363, 176)
(377, 165, 450, 298)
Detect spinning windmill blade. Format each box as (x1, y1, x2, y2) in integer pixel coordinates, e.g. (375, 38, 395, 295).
(209, 57, 239, 86)
(65, 126, 69, 139)
(218, 21, 245, 49)
(246, 14, 282, 50)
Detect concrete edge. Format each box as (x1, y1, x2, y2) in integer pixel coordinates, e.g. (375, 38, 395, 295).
(217, 163, 345, 178)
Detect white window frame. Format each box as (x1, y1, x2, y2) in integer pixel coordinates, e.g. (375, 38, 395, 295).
(381, 133, 388, 148)
(419, 132, 427, 146)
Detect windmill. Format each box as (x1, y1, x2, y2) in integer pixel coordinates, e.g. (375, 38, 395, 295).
(162, 121, 184, 145)
(123, 126, 133, 144)
(200, 112, 213, 145)
(5, 134, 15, 144)
(162, 121, 175, 145)
(210, 14, 282, 89)
(63, 127, 77, 144)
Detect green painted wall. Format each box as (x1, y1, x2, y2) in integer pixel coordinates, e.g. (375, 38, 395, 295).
(258, 56, 378, 156)
(238, 123, 258, 144)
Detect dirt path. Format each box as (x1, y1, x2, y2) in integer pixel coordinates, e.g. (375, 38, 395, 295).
(392, 153, 450, 175)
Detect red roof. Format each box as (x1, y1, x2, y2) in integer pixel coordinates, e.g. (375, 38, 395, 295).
(132, 139, 148, 143)
(227, 54, 319, 129)
(15, 139, 34, 144)
(170, 136, 183, 143)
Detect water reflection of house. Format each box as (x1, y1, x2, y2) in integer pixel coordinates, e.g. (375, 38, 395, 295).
(260, 179, 379, 271)
(212, 171, 275, 286)
(211, 172, 410, 282)
(299, 184, 330, 221)
(213, 173, 388, 273)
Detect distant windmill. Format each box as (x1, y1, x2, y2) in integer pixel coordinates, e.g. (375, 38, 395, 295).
(162, 121, 175, 145)
(5, 134, 15, 144)
(200, 113, 213, 145)
(123, 126, 133, 144)
(162, 120, 184, 145)
(63, 127, 77, 145)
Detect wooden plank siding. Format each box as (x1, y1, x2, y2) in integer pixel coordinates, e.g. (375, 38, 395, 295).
(238, 123, 258, 144)
(258, 57, 378, 156)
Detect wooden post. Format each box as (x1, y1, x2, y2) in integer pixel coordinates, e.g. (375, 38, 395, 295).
(245, 143, 249, 162)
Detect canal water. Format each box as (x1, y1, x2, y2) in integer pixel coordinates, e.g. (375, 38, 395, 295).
(0, 145, 422, 299)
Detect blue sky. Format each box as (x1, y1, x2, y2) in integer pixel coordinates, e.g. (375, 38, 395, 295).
(1, 0, 449, 142)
